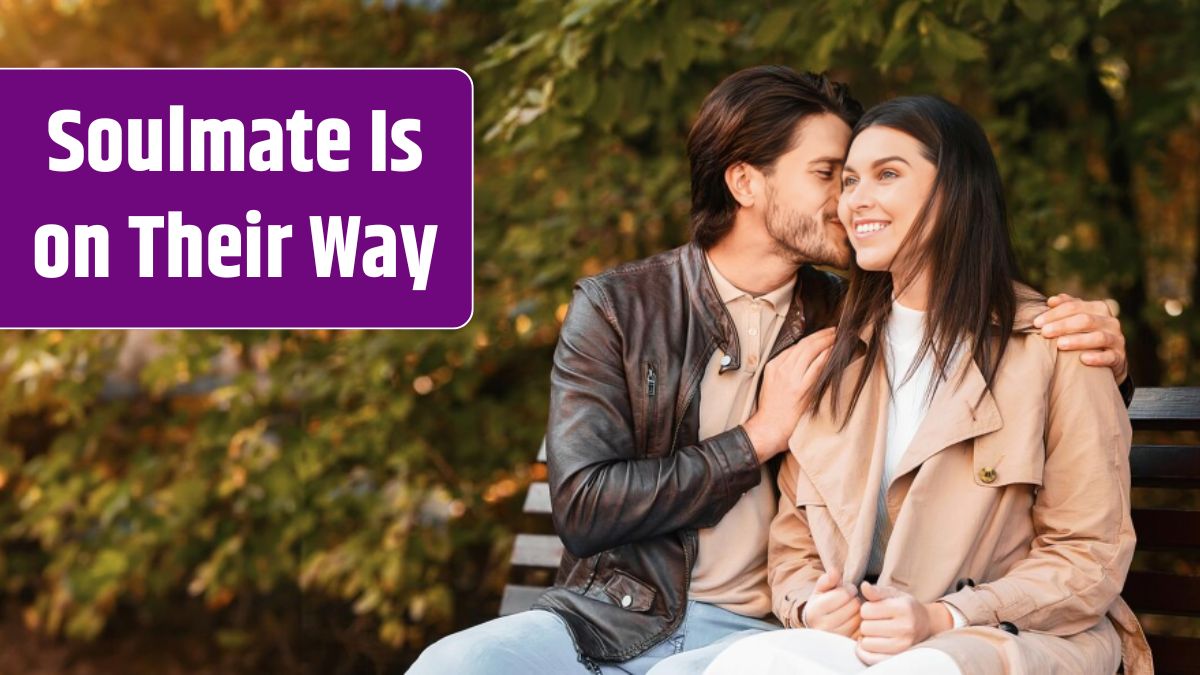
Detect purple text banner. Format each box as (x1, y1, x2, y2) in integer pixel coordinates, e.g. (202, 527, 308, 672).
(0, 69, 473, 328)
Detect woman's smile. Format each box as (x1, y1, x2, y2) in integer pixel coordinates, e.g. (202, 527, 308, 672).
(852, 219, 891, 239)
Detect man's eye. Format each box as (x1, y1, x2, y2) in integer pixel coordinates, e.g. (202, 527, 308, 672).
(816, 170, 833, 179)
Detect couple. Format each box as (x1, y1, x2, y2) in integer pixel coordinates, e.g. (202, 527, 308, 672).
(411, 67, 1150, 674)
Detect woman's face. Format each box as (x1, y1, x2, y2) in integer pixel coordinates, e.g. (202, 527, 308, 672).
(837, 126, 938, 273)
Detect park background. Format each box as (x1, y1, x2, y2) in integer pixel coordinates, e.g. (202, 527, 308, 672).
(0, 0, 1196, 672)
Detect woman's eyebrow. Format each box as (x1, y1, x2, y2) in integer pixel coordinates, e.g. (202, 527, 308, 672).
(843, 155, 913, 174)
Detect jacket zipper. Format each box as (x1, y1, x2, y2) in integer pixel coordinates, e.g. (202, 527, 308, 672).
(642, 363, 658, 455)
(602, 361, 703, 662)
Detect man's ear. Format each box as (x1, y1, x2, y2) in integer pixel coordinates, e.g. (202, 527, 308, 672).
(725, 162, 762, 208)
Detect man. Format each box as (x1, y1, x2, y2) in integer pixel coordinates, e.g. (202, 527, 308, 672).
(410, 66, 1130, 674)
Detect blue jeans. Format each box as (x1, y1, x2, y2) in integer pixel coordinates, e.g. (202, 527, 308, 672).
(407, 601, 779, 674)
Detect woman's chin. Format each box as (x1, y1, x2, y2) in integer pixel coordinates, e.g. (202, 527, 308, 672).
(851, 252, 891, 272)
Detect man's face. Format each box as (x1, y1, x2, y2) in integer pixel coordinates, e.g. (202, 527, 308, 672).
(760, 114, 853, 268)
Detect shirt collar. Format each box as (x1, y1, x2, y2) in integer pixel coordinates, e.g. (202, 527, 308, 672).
(706, 256, 796, 318)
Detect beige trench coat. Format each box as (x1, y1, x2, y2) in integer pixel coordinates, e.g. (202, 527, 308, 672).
(769, 297, 1153, 675)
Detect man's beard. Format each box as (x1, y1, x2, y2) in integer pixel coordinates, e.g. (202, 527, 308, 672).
(764, 197, 850, 269)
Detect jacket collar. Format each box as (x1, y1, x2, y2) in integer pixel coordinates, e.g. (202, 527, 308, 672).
(706, 256, 796, 317)
(792, 288, 1047, 554)
(683, 241, 844, 373)
(684, 241, 741, 371)
(854, 290, 1047, 485)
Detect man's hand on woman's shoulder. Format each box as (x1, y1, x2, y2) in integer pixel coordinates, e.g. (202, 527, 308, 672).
(1034, 293, 1128, 383)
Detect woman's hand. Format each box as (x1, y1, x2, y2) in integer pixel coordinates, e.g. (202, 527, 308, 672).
(801, 568, 862, 638)
(854, 581, 953, 665)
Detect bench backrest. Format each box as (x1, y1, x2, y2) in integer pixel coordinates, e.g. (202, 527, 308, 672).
(503, 387, 1200, 674)
(1120, 387, 1200, 675)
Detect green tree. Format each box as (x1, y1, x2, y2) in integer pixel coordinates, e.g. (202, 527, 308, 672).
(0, 0, 1195, 672)
(482, 0, 1200, 384)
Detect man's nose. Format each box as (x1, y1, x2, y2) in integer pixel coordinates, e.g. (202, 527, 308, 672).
(828, 178, 842, 197)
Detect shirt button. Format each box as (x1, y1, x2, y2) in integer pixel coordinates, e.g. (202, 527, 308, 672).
(978, 467, 997, 484)
(720, 354, 732, 367)
(621, 594, 633, 608)
(748, 355, 759, 368)
(748, 327, 758, 336)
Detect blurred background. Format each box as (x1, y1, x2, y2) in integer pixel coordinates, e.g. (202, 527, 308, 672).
(0, 0, 1195, 672)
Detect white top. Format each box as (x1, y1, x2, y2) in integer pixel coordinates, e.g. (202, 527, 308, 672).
(863, 299, 967, 628)
(867, 300, 938, 575)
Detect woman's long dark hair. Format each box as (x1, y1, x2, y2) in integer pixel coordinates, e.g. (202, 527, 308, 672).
(811, 95, 1023, 423)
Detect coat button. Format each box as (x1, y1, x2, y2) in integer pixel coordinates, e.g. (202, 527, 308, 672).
(978, 467, 997, 484)
(720, 354, 732, 367)
(621, 594, 633, 608)
(998, 621, 1019, 635)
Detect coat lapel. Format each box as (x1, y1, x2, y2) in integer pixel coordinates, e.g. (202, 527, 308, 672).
(788, 303, 1036, 584)
(888, 296, 1045, 486)
(888, 350, 1003, 487)
(788, 353, 890, 581)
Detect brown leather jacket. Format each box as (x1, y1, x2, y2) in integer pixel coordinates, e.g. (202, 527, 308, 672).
(532, 242, 846, 664)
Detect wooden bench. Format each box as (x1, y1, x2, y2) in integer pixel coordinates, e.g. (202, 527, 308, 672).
(502, 387, 1200, 675)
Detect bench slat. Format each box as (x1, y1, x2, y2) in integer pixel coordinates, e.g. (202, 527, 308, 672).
(527, 450, 1200, 501)
(526, 455, 1200, 511)
(524, 482, 551, 515)
(537, 438, 547, 463)
(511, 533, 564, 568)
(499, 584, 547, 616)
(1123, 571, 1200, 616)
(1130, 387, 1200, 430)
(1130, 509, 1200, 549)
(1144, 633, 1200, 675)
(1131, 445, 1200, 488)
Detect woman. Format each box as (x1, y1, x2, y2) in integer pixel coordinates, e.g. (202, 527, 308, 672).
(705, 96, 1151, 674)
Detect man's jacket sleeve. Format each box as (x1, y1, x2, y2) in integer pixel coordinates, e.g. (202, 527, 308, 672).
(546, 282, 763, 559)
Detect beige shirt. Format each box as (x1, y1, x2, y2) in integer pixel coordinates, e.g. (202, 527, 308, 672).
(688, 257, 794, 617)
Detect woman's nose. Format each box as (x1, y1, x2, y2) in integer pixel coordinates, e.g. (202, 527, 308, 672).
(846, 186, 874, 210)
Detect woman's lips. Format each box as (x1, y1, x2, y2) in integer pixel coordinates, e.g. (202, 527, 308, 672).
(853, 220, 890, 239)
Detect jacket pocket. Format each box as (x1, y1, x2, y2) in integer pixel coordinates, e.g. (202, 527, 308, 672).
(603, 569, 656, 612)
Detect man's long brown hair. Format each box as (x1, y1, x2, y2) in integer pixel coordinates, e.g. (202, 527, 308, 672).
(810, 96, 1023, 423)
(687, 66, 862, 248)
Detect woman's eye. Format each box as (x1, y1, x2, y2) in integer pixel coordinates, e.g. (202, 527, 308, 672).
(842, 176, 858, 187)
(880, 169, 899, 180)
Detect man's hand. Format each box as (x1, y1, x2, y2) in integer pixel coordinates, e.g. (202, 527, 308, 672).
(743, 327, 835, 464)
(854, 582, 952, 665)
(800, 568, 861, 638)
(1034, 293, 1127, 383)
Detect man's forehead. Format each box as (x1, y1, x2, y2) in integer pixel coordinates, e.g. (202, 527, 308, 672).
(789, 114, 851, 160)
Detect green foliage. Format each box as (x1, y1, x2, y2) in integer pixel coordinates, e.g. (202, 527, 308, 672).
(481, 0, 1200, 384)
(0, 0, 1196, 670)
